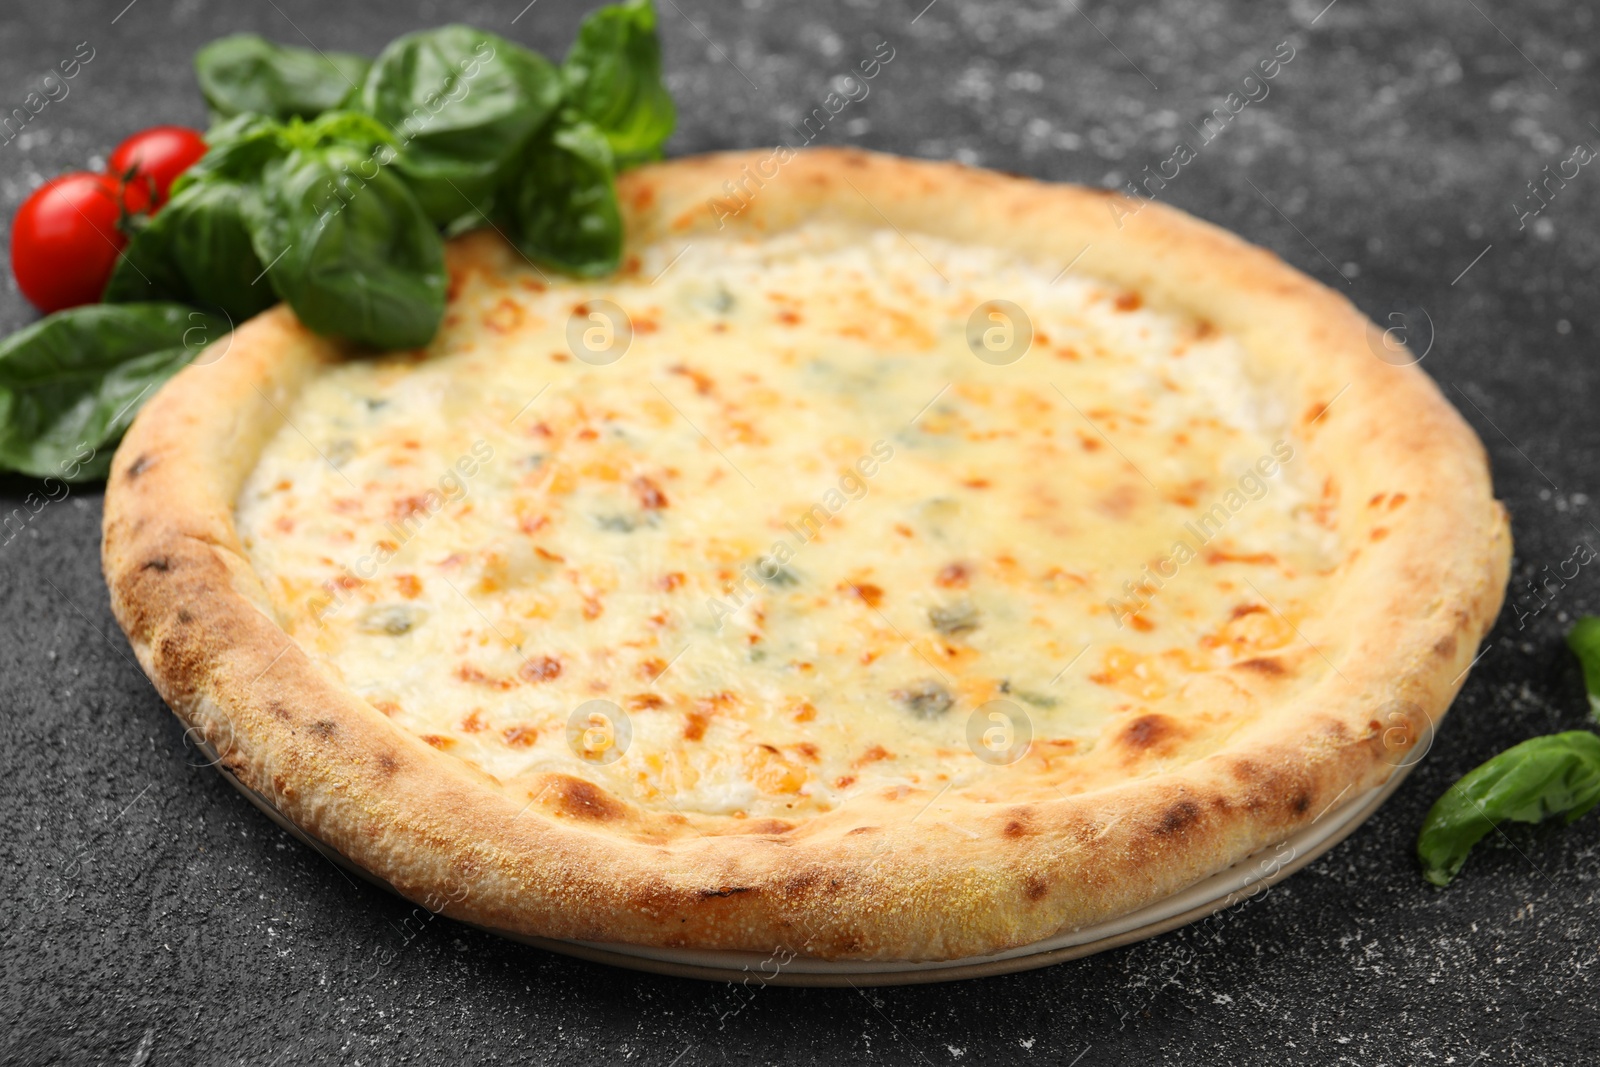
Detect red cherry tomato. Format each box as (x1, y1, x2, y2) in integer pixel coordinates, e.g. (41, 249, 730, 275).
(10, 172, 153, 313)
(107, 125, 207, 205)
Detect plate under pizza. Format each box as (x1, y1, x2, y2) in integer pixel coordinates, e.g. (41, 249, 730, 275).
(102, 149, 1510, 969)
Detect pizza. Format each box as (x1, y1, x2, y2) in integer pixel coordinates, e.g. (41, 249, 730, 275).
(102, 149, 1510, 962)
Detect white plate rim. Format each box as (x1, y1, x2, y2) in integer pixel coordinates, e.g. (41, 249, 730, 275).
(196, 739, 1414, 985)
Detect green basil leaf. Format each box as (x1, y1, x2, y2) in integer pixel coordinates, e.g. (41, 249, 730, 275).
(173, 114, 291, 196)
(285, 109, 394, 154)
(499, 118, 622, 276)
(103, 177, 275, 323)
(1417, 730, 1600, 886)
(195, 34, 369, 121)
(250, 141, 446, 350)
(1566, 617, 1600, 720)
(360, 25, 563, 226)
(100, 215, 188, 311)
(0, 304, 229, 481)
(563, 0, 675, 167)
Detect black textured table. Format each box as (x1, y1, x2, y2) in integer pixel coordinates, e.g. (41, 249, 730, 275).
(4, 1, 1599, 1064)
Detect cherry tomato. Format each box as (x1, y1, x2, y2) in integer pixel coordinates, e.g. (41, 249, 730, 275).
(107, 125, 207, 205)
(10, 172, 153, 313)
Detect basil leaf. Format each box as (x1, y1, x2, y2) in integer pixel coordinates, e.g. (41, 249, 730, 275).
(285, 109, 394, 153)
(1566, 617, 1600, 720)
(1417, 730, 1600, 886)
(172, 114, 292, 196)
(563, 0, 675, 167)
(360, 25, 562, 227)
(107, 111, 396, 323)
(250, 140, 446, 350)
(103, 177, 274, 322)
(196, 35, 369, 121)
(0, 304, 229, 481)
(500, 118, 623, 276)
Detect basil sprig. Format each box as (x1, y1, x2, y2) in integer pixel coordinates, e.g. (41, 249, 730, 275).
(4, 4, 674, 481)
(107, 112, 446, 350)
(1417, 731, 1600, 886)
(248, 116, 447, 350)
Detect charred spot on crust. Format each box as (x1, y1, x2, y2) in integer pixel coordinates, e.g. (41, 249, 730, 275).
(267, 701, 291, 721)
(309, 719, 337, 740)
(1155, 799, 1200, 836)
(699, 885, 752, 899)
(1234, 657, 1285, 675)
(152, 630, 200, 701)
(175, 609, 194, 624)
(1120, 713, 1173, 749)
(141, 557, 172, 573)
(1434, 634, 1458, 659)
(1023, 875, 1050, 901)
(1002, 807, 1034, 837)
(1291, 791, 1311, 814)
(1230, 758, 1261, 782)
(550, 775, 624, 821)
(376, 754, 399, 777)
(126, 454, 155, 479)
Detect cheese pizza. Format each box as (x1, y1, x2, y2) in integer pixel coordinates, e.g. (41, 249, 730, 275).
(102, 149, 1510, 961)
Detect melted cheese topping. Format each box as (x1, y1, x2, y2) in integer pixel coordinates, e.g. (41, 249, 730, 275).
(236, 224, 1339, 820)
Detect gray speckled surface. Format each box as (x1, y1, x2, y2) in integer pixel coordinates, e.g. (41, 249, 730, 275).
(3, 0, 1600, 1064)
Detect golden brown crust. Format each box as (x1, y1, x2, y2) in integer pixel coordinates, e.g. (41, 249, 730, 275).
(102, 148, 1510, 961)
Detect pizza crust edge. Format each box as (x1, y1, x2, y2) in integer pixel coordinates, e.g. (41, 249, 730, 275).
(101, 148, 1511, 962)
